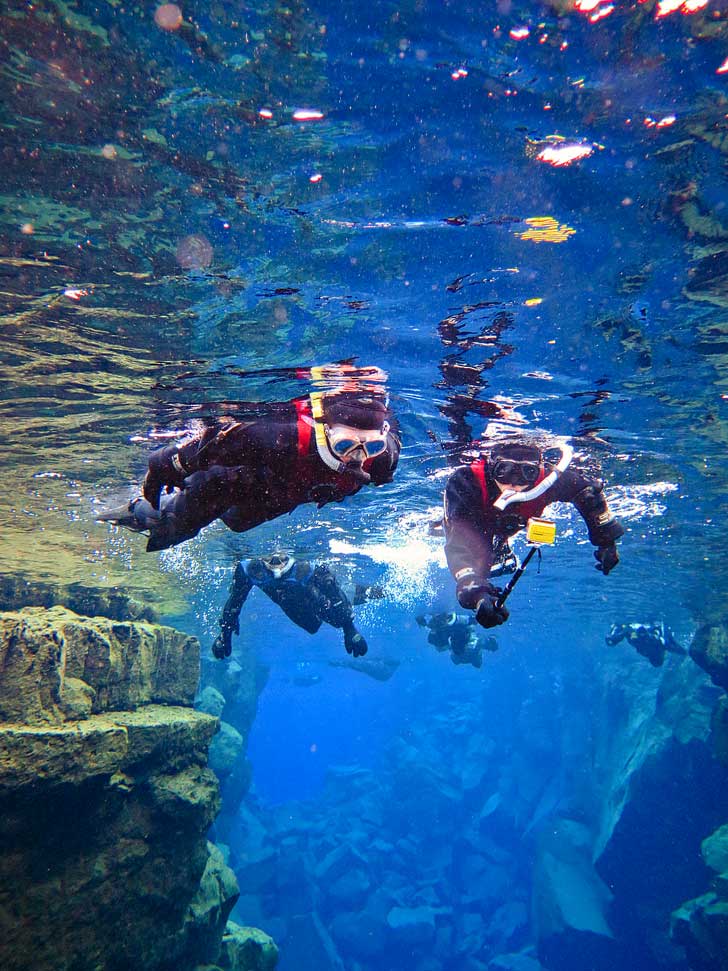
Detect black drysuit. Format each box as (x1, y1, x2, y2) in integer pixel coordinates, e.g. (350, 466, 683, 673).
(213, 558, 366, 659)
(444, 461, 624, 603)
(138, 399, 400, 551)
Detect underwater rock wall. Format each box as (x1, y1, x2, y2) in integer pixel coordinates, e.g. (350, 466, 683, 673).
(668, 622, 728, 971)
(0, 605, 274, 971)
(227, 648, 728, 971)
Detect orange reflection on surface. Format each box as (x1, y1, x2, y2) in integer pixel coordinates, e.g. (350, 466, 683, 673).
(644, 114, 677, 127)
(718, 57, 728, 74)
(516, 216, 576, 243)
(154, 3, 183, 30)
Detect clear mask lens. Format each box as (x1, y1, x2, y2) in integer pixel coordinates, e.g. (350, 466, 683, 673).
(493, 459, 540, 485)
(329, 432, 387, 459)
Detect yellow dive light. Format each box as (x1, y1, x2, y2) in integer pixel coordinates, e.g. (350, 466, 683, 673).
(526, 517, 556, 545)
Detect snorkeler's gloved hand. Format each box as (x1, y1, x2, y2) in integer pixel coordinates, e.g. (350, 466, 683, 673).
(211, 613, 239, 660)
(475, 596, 510, 630)
(212, 629, 232, 660)
(344, 625, 368, 657)
(594, 542, 619, 575)
(456, 576, 493, 610)
(144, 445, 187, 510)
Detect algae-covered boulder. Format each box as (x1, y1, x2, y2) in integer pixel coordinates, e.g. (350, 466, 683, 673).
(185, 843, 242, 964)
(209, 721, 245, 778)
(218, 922, 279, 971)
(0, 605, 199, 725)
(671, 892, 728, 971)
(702, 824, 728, 875)
(0, 606, 247, 971)
(691, 623, 728, 691)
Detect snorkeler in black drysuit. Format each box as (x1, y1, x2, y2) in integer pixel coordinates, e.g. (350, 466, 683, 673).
(605, 622, 686, 668)
(98, 370, 400, 552)
(211, 553, 381, 660)
(415, 611, 498, 669)
(443, 440, 624, 629)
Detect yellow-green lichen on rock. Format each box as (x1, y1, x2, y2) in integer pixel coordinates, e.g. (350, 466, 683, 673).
(0, 605, 269, 971)
(0, 605, 199, 725)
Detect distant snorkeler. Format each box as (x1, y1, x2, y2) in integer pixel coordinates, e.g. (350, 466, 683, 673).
(211, 552, 383, 660)
(443, 439, 624, 629)
(415, 611, 498, 669)
(606, 622, 686, 668)
(98, 364, 400, 552)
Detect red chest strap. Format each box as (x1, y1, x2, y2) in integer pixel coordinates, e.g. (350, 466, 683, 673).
(471, 458, 489, 506)
(294, 398, 313, 457)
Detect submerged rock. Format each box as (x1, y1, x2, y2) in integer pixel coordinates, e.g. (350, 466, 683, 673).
(0, 606, 253, 971)
(0, 575, 159, 622)
(0, 605, 199, 725)
(691, 623, 728, 691)
(532, 819, 616, 970)
(671, 892, 728, 971)
(217, 922, 278, 971)
(702, 824, 728, 875)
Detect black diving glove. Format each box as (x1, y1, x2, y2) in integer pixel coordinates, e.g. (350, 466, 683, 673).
(594, 542, 619, 575)
(212, 614, 239, 660)
(456, 576, 493, 610)
(475, 595, 509, 630)
(143, 445, 187, 510)
(212, 628, 233, 660)
(344, 625, 368, 657)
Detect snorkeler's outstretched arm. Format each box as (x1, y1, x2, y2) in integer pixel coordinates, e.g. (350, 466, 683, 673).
(556, 468, 624, 574)
(212, 562, 253, 659)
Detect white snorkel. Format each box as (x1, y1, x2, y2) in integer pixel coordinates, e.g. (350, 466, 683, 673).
(309, 391, 347, 473)
(494, 443, 574, 510)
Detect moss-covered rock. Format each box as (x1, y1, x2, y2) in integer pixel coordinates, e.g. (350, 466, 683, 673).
(218, 922, 279, 971)
(0, 607, 245, 971)
(0, 605, 199, 725)
(691, 624, 728, 691)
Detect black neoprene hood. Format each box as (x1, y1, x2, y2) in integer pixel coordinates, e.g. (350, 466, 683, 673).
(324, 392, 389, 430)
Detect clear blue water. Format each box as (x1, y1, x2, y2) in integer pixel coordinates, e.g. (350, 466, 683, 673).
(3, 1, 728, 968)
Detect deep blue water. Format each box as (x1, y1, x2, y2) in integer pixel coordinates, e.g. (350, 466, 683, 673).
(4, 1, 728, 969)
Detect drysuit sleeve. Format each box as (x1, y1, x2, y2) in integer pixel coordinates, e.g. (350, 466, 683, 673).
(219, 562, 253, 636)
(553, 468, 625, 547)
(444, 467, 497, 606)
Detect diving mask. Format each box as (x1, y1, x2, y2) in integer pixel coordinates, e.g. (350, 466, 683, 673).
(492, 458, 542, 487)
(260, 553, 294, 579)
(325, 421, 390, 461)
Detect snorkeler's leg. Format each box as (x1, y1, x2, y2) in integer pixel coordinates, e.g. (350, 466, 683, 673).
(145, 467, 238, 551)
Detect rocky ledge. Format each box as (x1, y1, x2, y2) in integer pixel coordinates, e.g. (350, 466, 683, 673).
(0, 605, 277, 971)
